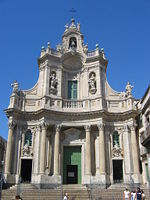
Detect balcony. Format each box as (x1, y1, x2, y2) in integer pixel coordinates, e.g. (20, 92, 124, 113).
(140, 124, 150, 147)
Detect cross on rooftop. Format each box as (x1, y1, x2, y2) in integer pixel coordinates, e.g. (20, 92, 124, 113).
(69, 8, 76, 18)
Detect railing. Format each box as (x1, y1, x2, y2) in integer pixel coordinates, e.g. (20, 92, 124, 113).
(62, 99, 83, 109)
(22, 96, 137, 114)
(87, 50, 96, 57)
(51, 48, 59, 55)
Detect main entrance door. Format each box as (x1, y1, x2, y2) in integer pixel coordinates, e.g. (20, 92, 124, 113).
(113, 160, 123, 183)
(63, 146, 81, 184)
(20, 159, 32, 183)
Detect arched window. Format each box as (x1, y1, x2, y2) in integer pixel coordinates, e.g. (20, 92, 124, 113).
(113, 131, 120, 147)
(24, 130, 32, 146)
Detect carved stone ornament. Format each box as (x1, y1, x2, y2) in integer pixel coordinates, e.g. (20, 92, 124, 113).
(112, 146, 123, 158)
(23, 144, 33, 157)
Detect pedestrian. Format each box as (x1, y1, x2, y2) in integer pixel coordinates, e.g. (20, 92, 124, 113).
(131, 190, 136, 200)
(124, 188, 130, 200)
(15, 195, 23, 200)
(63, 192, 69, 200)
(141, 190, 145, 200)
(135, 187, 142, 200)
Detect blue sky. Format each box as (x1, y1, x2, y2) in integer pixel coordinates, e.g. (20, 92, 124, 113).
(0, 0, 150, 139)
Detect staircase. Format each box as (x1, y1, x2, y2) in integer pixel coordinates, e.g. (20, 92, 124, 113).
(1, 184, 150, 200)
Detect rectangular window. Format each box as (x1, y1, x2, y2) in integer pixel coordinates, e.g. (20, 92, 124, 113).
(68, 81, 77, 99)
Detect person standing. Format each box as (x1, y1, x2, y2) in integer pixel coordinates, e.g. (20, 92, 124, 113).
(141, 190, 145, 200)
(123, 188, 130, 200)
(131, 190, 136, 200)
(135, 188, 143, 200)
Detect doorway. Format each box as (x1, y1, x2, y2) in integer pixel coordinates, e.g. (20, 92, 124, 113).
(20, 159, 32, 183)
(63, 146, 81, 184)
(113, 160, 123, 183)
(67, 165, 78, 184)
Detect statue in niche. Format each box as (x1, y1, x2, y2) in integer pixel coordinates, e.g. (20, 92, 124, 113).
(49, 72, 57, 94)
(69, 37, 77, 50)
(88, 72, 97, 94)
(125, 82, 133, 97)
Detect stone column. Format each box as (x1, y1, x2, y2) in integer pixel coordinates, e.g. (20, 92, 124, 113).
(5, 119, 15, 174)
(40, 122, 47, 174)
(130, 125, 140, 174)
(98, 123, 106, 174)
(85, 125, 91, 175)
(54, 125, 61, 175)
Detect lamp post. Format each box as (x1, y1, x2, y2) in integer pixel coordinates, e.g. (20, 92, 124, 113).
(0, 160, 4, 200)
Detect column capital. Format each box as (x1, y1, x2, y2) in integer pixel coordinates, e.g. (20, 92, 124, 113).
(8, 120, 16, 130)
(84, 125, 91, 132)
(55, 124, 61, 132)
(40, 121, 49, 130)
(130, 124, 137, 132)
(123, 124, 129, 132)
(97, 123, 104, 131)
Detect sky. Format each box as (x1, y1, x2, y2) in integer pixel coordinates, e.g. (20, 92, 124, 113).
(0, 0, 150, 140)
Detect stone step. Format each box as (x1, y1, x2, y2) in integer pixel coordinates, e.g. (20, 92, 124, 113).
(2, 185, 150, 200)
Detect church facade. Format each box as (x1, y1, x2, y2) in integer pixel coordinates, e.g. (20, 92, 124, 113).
(4, 19, 143, 187)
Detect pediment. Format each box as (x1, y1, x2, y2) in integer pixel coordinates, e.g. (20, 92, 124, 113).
(64, 127, 81, 135)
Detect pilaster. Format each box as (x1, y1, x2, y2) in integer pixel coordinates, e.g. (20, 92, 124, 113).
(85, 125, 91, 175)
(39, 121, 48, 174)
(53, 125, 61, 175)
(5, 118, 16, 174)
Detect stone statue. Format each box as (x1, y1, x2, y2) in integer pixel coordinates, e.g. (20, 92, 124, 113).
(65, 24, 69, 32)
(50, 72, 57, 89)
(88, 73, 97, 94)
(77, 23, 80, 31)
(125, 82, 133, 96)
(49, 72, 57, 94)
(83, 43, 88, 54)
(89, 73, 96, 90)
(11, 80, 19, 93)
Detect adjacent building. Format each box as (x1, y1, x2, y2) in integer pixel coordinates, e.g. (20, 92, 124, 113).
(4, 19, 144, 188)
(0, 136, 6, 174)
(138, 85, 150, 186)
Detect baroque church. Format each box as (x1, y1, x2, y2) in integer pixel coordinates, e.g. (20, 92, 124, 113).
(4, 18, 148, 188)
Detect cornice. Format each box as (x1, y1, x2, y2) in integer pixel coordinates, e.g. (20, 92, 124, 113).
(4, 107, 138, 122)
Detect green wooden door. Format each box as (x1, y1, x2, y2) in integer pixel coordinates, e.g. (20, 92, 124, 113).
(63, 146, 81, 184)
